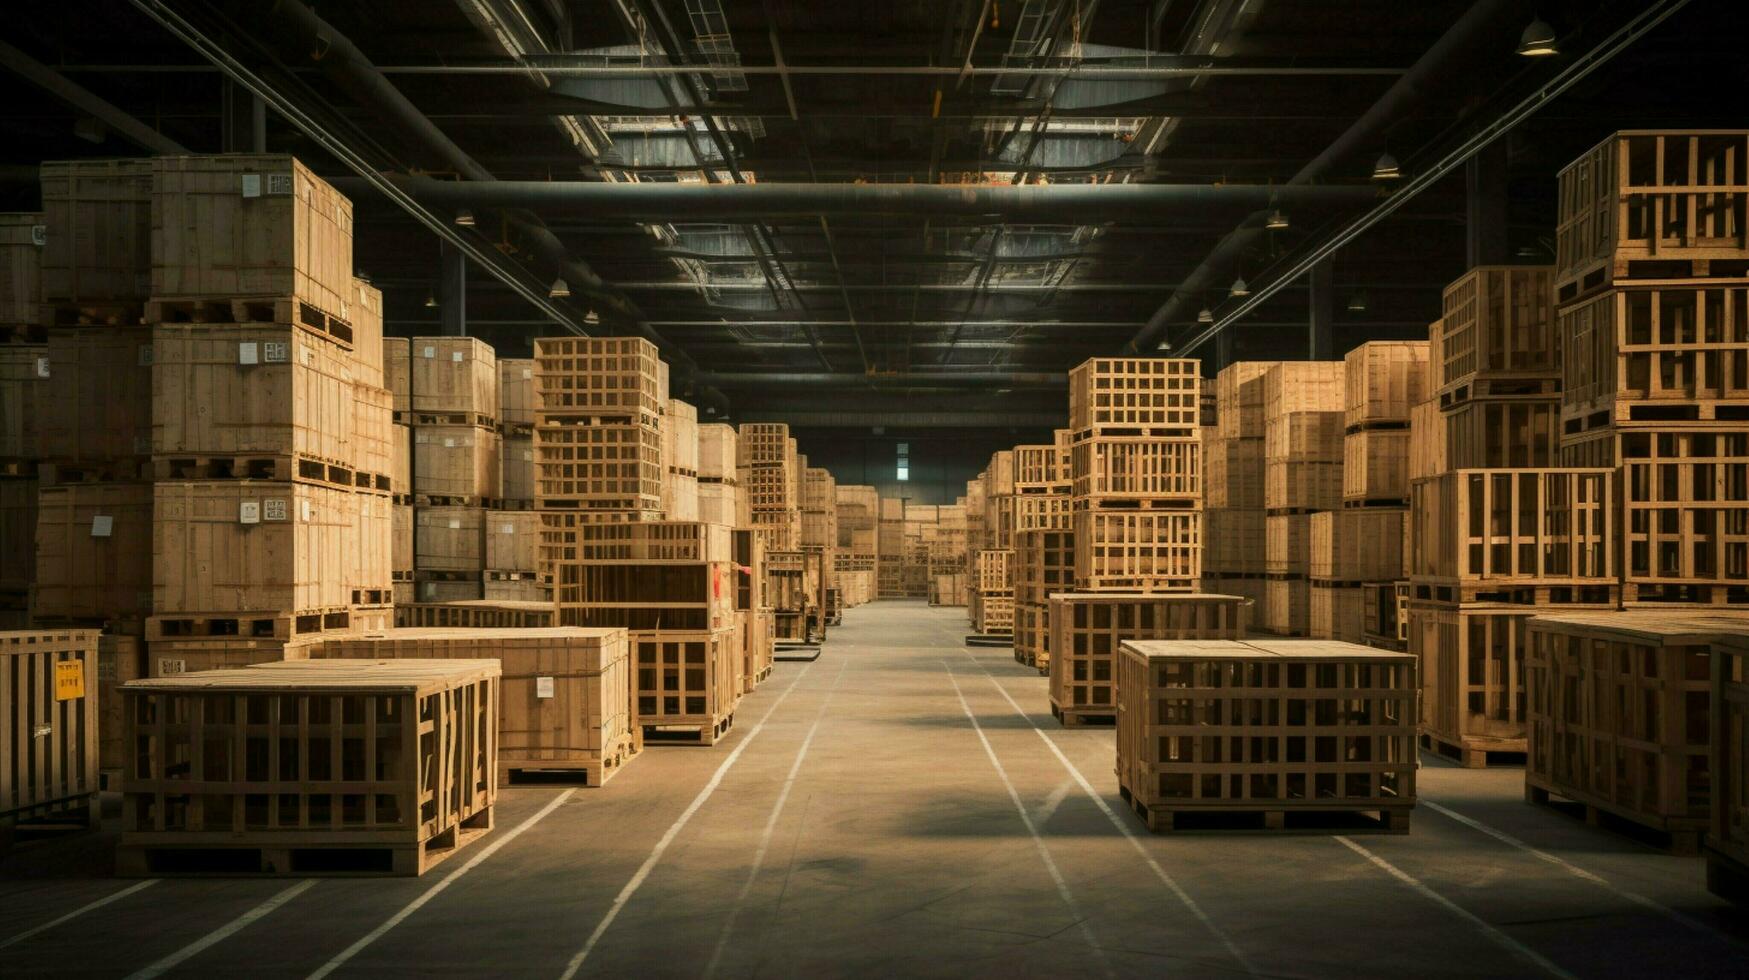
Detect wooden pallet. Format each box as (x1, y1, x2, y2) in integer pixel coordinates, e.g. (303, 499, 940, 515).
(1419, 732, 1526, 769)
(117, 811, 493, 877)
(1050, 702, 1115, 728)
(1119, 783, 1412, 834)
(148, 294, 355, 347)
(145, 606, 356, 641)
(644, 713, 735, 747)
(1525, 781, 1703, 855)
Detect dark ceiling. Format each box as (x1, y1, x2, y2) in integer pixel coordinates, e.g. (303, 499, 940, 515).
(1, 0, 1744, 431)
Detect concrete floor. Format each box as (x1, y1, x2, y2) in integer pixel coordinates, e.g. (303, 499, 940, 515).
(2, 600, 1744, 978)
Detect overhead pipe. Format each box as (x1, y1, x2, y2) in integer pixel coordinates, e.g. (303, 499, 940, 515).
(1123, 0, 1524, 355)
(696, 371, 1067, 388)
(382, 177, 1381, 221)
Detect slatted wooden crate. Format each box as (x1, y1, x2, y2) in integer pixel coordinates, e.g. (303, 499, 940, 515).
(117, 658, 498, 875)
(39, 159, 153, 307)
(0, 344, 45, 461)
(1408, 601, 1562, 767)
(1013, 601, 1049, 670)
(739, 608, 774, 693)
(1445, 397, 1561, 468)
(1068, 357, 1200, 434)
(972, 593, 1014, 635)
(497, 358, 534, 427)
(1409, 469, 1616, 587)
(535, 336, 665, 425)
(314, 628, 635, 787)
(1070, 435, 1199, 502)
(1309, 584, 1365, 643)
(1555, 131, 1749, 306)
(929, 572, 968, 607)
(410, 424, 498, 503)
(1262, 577, 1310, 636)
(1711, 633, 1749, 902)
(39, 324, 154, 463)
(1049, 592, 1249, 725)
(555, 521, 734, 632)
(0, 212, 44, 325)
(34, 482, 153, 623)
(1343, 429, 1411, 503)
(485, 509, 540, 575)
(1262, 360, 1345, 419)
(1345, 341, 1429, 428)
(534, 420, 661, 513)
(1012, 441, 1062, 490)
(1264, 412, 1344, 512)
(975, 549, 1014, 593)
(383, 337, 410, 415)
(1116, 638, 1416, 832)
(2, 628, 100, 831)
(1310, 509, 1406, 583)
(394, 600, 553, 630)
(402, 337, 497, 422)
(1214, 361, 1277, 440)
(631, 626, 740, 745)
(414, 505, 484, 573)
(1012, 529, 1075, 606)
(1072, 509, 1201, 592)
(1438, 266, 1558, 405)
(1361, 581, 1409, 651)
(1527, 611, 1749, 850)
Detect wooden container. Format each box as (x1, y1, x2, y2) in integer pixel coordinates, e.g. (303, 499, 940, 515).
(1438, 266, 1558, 402)
(0, 344, 45, 460)
(415, 505, 484, 573)
(150, 155, 354, 327)
(1262, 577, 1310, 635)
(0, 213, 44, 325)
(1345, 341, 1429, 428)
(1068, 357, 1200, 434)
(1070, 435, 1199, 502)
(1444, 397, 1560, 468)
(34, 482, 153, 622)
(1409, 469, 1615, 587)
(1116, 638, 1416, 832)
(152, 480, 358, 617)
(1049, 592, 1249, 723)
(1261, 361, 1345, 418)
(383, 336, 409, 414)
(975, 549, 1014, 593)
(534, 335, 663, 427)
(409, 337, 497, 421)
(1711, 633, 1749, 901)
(1309, 584, 1364, 642)
(1013, 442, 1063, 490)
(394, 600, 553, 630)
(39, 159, 153, 305)
(1072, 508, 1201, 592)
(393, 502, 413, 574)
(349, 489, 393, 607)
(1266, 513, 1313, 576)
(1264, 412, 1344, 512)
(739, 608, 775, 693)
(973, 593, 1015, 635)
(1, 628, 100, 828)
(352, 383, 395, 494)
(1310, 509, 1405, 583)
(485, 510, 541, 574)
(497, 358, 534, 426)
(1526, 611, 1749, 849)
(315, 627, 635, 787)
(1342, 428, 1411, 503)
(1204, 507, 1265, 576)
(499, 430, 533, 504)
(1555, 131, 1749, 306)
(1204, 436, 1263, 510)
(556, 521, 735, 632)
(1410, 601, 1548, 766)
(118, 658, 499, 875)
(535, 420, 661, 513)
(1013, 528, 1075, 607)
(145, 633, 322, 677)
(1214, 361, 1277, 440)
(631, 626, 741, 745)
(413, 424, 498, 502)
(697, 423, 738, 481)
(39, 324, 154, 462)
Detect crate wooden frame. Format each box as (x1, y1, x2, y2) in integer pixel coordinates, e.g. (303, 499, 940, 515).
(1068, 357, 1201, 434)
(2, 629, 100, 828)
(1115, 638, 1416, 832)
(394, 600, 554, 629)
(1049, 592, 1249, 724)
(631, 627, 740, 745)
(533, 420, 662, 512)
(1072, 508, 1201, 592)
(1444, 397, 1561, 469)
(118, 659, 499, 876)
(1070, 434, 1200, 502)
(1409, 468, 1616, 587)
(1439, 266, 1558, 400)
(532, 336, 664, 425)
(1345, 341, 1430, 429)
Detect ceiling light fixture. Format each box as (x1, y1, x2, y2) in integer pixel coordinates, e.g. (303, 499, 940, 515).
(1266, 210, 1289, 230)
(1156, 339, 1173, 351)
(1372, 153, 1402, 180)
(1347, 291, 1369, 313)
(1229, 276, 1250, 298)
(423, 292, 438, 308)
(549, 278, 570, 299)
(1197, 307, 1215, 324)
(454, 209, 476, 226)
(1517, 17, 1558, 56)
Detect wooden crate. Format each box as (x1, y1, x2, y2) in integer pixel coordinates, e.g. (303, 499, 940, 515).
(1711, 634, 1749, 901)
(392, 502, 413, 575)
(1068, 357, 1200, 434)
(535, 336, 664, 425)
(1204, 507, 1265, 576)
(698, 423, 738, 482)
(409, 337, 497, 422)
(414, 505, 484, 573)
(352, 384, 394, 494)
(350, 490, 394, 607)
(1116, 638, 1416, 832)
(1072, 508, 1201, 591)
(145, 632, 322, 676)
(39, 159, 153, 306)
(1309, 584, 1364, 642)
(1310, 509, 1406, 583)
(0, 213, 44, 325)
(96, 633, 145, 781)
(1445, 397, 1561, 468)
(1214, 361, 1277, 440)
(1345, 341, 1430, 428)
(1265, 513, 1313, 576)
(1408, 399, 1446, 482)
(499, 429, 532, 504)
(1439, 266, 1558, 403)
(394, 600, 553, 630)
(383, 337, 409, 415)
(1262, 361, 1345, 418)
(1408, 601, 1554, 767)
(498, 358, 535, 427)
(346, 278, 382, 388)
(1013, 601, 1050, 669)
(39, 324, 154, 463)
(1361, 582, 1408, 650)
(1013, 441, 1063, 490)
(631, 626, 740, 745)
(973, 592, 1014, 635)
(1343, 428, 1411, 503)
(697, 481, 744, 527)
(412, 424, 498, 503)
(314, 627, 635, 787)
(1070, 434, 1199, 502)
(118, 658, 498, 875)
(0, 478, 37, 595)
(1555, 131, 1749, 306)
(929, 572, 968, 607)
(556, 521, 735, 632)
(1526, 611, 1749, 849)
(149, 155, 354, 328)
(1012, 528, 1075, 606)
(1262, 577, 1310, 636)
(485, 509, 540, 574)
(1050, 592, 1249, 724)
(0, 344, 45, 460)
(975, 549, 1013, 593)
(2, 628, 100, 829)
(1409, 469, 1616, 587)
(536, 420, 662, 513)
(1205, 436, 1263, 510)
(34, 482, 153, 622)
(1013, 491, 1072, 532)
(1264, 413, 1344, 512)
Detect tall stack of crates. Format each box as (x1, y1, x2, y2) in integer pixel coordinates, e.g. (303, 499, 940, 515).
(1011, 432, 1072, 669)
(497, 357, 535, 507)
(1261, 361, 1345, 634)
(1203, 362, 1273, 608)
(901, 503, 937, 598)
(800, 464, 837, 617)
(697, 423, 745, 527)
(406, 336, 498, 601)
(738, 422, 800, 552)
(925, 504, 967, 606)
(876, 495, 905, 597)
(833, 484, 877, 607)
(1311, 342, 1428, 643)
(384, 338, 413, 601)
(1408, 259, 1620, 768)
(662, 398, 699, 522)
(1554, 131, 1749, 609)
(0, 213, 46, 627)
(972, 549, 1015, 635)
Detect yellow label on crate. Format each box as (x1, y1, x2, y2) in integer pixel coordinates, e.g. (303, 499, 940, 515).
(55, 660, 86, 701)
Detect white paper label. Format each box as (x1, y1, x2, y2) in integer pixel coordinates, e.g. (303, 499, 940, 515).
(265, 341, 290, 363)
(137, 345, 153, 366)
(521, 368, 531, 379)
(239, 500, 261, 524)
(263, 499, 288, 522)
(522, 450, 532, 461)
(448, 518, 461, 529)
(237, 341, 260, 365)
(240, 173, 262, 198)
(422, 346, 435, 358)
(34, 356, 48, 378)
(299, 345, 313, 366)
(535, 676, 555, 699)
(301, 499, 314, 522)
(451, 351, 463, 362)
(500, 523, 514, 534)
(443, 437, 456, 448)
(30, 224, 46, 247)
(90, 515, 113, 537)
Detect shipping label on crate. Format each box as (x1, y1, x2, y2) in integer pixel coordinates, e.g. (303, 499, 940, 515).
(536, 676, 555, 699)
(90, 515, 113, 538)
(35, 355, 49, 378)
(238, 341, 260, 365)
(54, 661, 85, 701)
(157, 658, 186, 676)
(240, 500, 261, 524)
(264, 498, 289, 522)
(266, 341, 289, 363)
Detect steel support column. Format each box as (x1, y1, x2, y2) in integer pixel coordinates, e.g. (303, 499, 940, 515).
(1308, 259, 1334, 360)
(220, 78, 266, 153)
(438, 241, 467, 337)
(1466, 139, 1509, 266)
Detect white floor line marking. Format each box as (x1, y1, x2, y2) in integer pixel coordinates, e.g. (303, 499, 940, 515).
(1032, 779, 1075, 826)
(970, 661, 1260, 978)
(942, 660, 1112, 977)
(127, 878, 317, 980)
(307, 788, 577, 979)
(1420, 799, 1737, 944)
(1336, 836, 1576, 979)
(0, 880, 161, 951)
(559, 662, 817, 979)
(703, 659, 850, 979)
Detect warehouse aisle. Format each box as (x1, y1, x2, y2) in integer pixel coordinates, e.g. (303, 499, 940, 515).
(2, 601, 1746, 978)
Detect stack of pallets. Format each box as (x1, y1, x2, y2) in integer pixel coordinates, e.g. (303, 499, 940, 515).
(1010, 431, 1072, 669)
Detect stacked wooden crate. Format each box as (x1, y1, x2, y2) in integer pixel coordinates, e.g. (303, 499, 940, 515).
(927, 504, 969, 606)
(833, 484, 877, 607)
(2, 628, 101, 837)
(1554, 131, 1749, 610)
(800, 464, 837, 617)
(1711, 632, 1749, 901)
(662, 398, 699, 522)
(497, 356, 535, 507)
(1311, 342, 1427, 643)
(696, 422, 745, 527)
(1011, 432, 1071, 669)
(1052, 593, 1250, 727)
(876, 495, 905, 597)
(739, 423, 800, 551)
(900, 503, 937, 599)
(1202, 362, 1271, 608)
(1261, 361, 1345, 634)
(0, 214, 46, 628)
(406, 336, 498, 601)
(971, 548, 1015, 636)
(733, 528, 774, 690)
